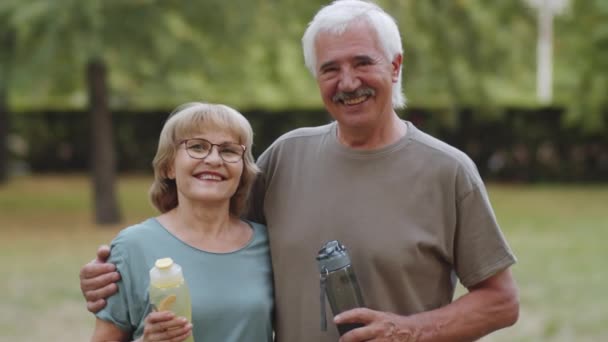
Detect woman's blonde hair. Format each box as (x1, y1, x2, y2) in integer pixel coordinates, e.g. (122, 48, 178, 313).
(149, 102, 259, 216)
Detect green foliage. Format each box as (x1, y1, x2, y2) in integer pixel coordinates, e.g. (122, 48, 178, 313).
(1, 0, 606, 127)
(0, 0, 270, 108)
(386, 0, 537, 108)
(558, 0, 608, 131)
(0, 5, 15, 98)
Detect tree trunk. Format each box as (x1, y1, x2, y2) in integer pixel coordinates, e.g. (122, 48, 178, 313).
(0, 83, 8, 185)
(0, 29, 14, 185)
(87, 58, 122, 224)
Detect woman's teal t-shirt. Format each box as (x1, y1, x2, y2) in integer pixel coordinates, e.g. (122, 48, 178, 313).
(95, 218, 274, 342)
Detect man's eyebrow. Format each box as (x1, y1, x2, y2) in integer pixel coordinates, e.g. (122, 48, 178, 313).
(319, 60, 337, 71)
(354, 55, 374, 62)
(319, 55, 374, 71)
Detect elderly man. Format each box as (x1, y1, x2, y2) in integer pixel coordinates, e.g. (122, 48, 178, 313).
(80, 1, 519, 341)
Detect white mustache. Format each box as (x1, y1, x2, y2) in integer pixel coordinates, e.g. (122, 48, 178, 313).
(332, 87, 375, 103)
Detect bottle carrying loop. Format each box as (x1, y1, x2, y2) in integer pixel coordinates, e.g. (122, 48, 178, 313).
(320, 267, 329, 331)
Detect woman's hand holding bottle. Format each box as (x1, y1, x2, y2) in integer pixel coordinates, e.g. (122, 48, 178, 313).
(140, 311, 192, 342)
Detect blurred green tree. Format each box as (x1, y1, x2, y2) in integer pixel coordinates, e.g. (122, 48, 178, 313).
(387, 0, 537, 111)
(558, 0, 608, 131)
(2, 0, 607, 138)
(0, 0, 269, 223)
(6, 0, 128, 224)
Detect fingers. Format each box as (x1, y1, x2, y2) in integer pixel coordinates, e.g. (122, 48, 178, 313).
(167, 328, 192, 342)
(80, 261, 118, 281)
(84, 281, 119, 303)
(338, 311, 415, 342)
(339, 320, 404, 342)
(81, 279, 118, 314)
(80, 246, 120, 314)
(144, 312, 192, 342)
(334, 309, 377, 342)
(146, 311, 176, 325)
(80, 245, 116, 280)
(95, 244, 111, 262)
(339, 325, 374, 342)
(80, 265, 120, 297)
(334, 307, 377, 325)
(80, 245, 120, 299)
(147, 326, 192, 342)
(153, 317, 190, 332)
(86, 298, 107, 314)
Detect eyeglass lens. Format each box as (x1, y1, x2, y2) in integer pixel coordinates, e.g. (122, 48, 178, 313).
(184, 139, 244, 163)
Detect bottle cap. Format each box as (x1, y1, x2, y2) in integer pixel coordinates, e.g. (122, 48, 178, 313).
(155, 257, 174, 269)
(150, 257, 184, 288)
(317, 240, 351, 273)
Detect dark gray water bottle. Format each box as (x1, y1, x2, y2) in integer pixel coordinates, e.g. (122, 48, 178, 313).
(317, 240, 365, 336)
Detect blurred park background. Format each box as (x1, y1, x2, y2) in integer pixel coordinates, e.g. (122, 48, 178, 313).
(0, 0, 607, 341)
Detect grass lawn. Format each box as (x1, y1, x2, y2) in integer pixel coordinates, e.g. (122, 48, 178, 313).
(0, 174, 607, 341)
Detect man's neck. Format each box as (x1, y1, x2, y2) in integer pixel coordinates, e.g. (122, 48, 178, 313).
(336, 113, 407, 150)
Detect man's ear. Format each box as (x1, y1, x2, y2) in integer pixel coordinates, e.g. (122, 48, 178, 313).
(391, 54, 403, 83)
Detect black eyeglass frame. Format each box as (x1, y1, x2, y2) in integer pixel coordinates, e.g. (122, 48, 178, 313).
(178, 138, 246, 163)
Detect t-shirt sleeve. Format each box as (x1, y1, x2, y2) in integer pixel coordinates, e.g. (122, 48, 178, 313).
(453, 172, 517, 288)
(245, 151, 270, 224)
(95, 231, 149, 334)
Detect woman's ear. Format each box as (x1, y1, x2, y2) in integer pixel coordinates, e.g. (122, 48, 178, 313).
(166, 165, 175, 180)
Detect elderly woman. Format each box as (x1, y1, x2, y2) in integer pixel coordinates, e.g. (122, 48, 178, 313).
(91, 102, 273, 342)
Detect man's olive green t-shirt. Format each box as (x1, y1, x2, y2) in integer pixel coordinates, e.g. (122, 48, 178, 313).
(248, 121, 516, 342)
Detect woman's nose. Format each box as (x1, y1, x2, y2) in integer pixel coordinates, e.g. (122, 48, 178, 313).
(203, 146, 223, 164)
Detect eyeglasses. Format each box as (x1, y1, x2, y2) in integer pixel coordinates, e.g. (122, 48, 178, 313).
(179, 138, 246, 163)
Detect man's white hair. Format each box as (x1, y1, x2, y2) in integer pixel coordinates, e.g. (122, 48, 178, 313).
(302, 0, 406, 108)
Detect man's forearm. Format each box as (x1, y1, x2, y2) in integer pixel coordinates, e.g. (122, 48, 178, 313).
(410, 269, 519, 342)
(325, 270, 518, 342)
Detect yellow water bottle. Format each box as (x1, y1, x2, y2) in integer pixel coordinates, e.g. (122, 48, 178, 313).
(149, 257, 194, 342)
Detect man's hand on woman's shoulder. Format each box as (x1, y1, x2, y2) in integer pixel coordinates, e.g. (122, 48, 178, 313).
(79, 245, 121, 313)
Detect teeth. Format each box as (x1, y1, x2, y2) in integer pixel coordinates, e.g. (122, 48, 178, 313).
(200, 174, 222, 181)
(343, 96, 367, 105)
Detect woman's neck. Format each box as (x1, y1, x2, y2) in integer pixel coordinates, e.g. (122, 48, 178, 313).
(175, 201, 231, 235)
(157, 201, 251, 253)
